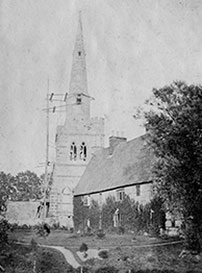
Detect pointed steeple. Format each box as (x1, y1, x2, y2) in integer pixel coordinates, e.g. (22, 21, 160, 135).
(69, 12, 88, 96)
(66, 12, 90, 121)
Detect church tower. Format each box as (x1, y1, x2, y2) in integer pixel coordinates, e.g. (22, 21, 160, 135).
(49, 15, 105, 228)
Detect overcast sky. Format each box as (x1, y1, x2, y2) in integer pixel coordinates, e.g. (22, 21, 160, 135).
(1, 0, 202, 175)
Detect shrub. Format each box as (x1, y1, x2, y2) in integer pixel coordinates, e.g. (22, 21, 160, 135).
(79, 242, 88, 253)
(118, 226, 125, 235)
(96, 229, 105, 239)
(30, 238, 38, 251)
(34, 223, 50, 237)
(85, 226, 94, 236)
(98, 250, 108, 259)
(69, 227, 74, 233)
(21, 224, 30, 230)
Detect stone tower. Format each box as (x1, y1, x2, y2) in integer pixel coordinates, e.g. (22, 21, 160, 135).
(49, 15, 105, 228)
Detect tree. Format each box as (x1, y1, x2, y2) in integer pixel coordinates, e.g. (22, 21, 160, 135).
(0, 172, 17, 213)
(14, 171, 43, 201)
(142, 81, 202, 253)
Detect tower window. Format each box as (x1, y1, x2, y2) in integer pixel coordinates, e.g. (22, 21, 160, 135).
(76, 94, 82, 105)
(70, 142, 77, 161)
(80, 142, 87, 161)
(78, 51, 81, 56)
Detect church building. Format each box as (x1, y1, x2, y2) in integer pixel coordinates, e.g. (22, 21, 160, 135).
(49, 15, 105, 227)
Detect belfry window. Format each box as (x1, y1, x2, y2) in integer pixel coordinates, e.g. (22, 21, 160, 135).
(70, 142, 77, 161)
(78, 51, 81, 56)
(80, 142, 87, 161)
(76, 94, 82, 105)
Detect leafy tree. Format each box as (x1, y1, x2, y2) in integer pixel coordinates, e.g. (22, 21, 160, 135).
(0, 171, 43, 204)
(14, 171, 43, 201)
(0, 172, 16, 213)
(142, 81, 202, 253)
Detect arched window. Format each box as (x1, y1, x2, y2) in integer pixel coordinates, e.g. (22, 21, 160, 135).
(80, 142, 87, 161)
(70, 142, 77, 161)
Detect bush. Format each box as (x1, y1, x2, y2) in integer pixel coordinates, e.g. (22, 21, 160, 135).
(118, 226, 125, 235)
(84, 226, 94, 236)
(98, 250, 108, 259)
(69, 227, 74, 233)
(21, 224, 31, 230)
(96, 229, 105, 239)
(34, 223, 51, 237)
(79, 242, 88, 253)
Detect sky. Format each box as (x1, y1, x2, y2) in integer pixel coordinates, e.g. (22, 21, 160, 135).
(1, 0, 202, 175)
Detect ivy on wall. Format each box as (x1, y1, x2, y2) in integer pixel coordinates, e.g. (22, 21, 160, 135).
(73, 194, 165, 234)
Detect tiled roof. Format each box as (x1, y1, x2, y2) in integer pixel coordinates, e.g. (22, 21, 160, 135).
(74, 135, 154, 196)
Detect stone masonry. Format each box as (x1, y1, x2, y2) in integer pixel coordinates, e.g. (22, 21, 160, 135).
(49, 15, 104, 227)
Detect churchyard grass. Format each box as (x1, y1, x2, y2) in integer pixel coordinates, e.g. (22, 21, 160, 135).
(7, 229, 202, 272)
(0, 242, 74, 273)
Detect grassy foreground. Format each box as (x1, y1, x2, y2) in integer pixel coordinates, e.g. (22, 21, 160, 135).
(5, 229, 202, 273)
(0, 243, 76, 273)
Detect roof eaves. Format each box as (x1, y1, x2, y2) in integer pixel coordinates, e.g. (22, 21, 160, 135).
(74, 180, 153, 197)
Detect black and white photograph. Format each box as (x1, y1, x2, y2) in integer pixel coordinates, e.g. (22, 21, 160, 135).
(1, 1, 202, 272)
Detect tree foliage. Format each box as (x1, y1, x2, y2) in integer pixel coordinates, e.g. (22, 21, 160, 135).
(143, 81, 202, 251)
(0, 170, 43, 219)
(0, 172, 15, 213)
(0, 171, 43, 205)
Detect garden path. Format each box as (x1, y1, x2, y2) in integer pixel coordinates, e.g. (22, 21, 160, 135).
(46, 245, 81, 269)
(16, 242, 81, 269)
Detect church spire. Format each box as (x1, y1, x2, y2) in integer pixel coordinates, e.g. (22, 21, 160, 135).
(69, 12, 88, 96)
(66, 13, 90, 121)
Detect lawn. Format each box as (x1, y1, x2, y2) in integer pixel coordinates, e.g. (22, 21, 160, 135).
(7, 229, 202, 273)
(0, 243, 74, 273)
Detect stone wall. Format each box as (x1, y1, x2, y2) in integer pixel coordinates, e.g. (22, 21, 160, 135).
(6, 201, 41, 226)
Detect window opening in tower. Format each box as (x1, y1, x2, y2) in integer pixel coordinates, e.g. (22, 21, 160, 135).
(76, 94, 82, 105)
(80, 142, 87, 161)
(70, 142, 77, 161)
